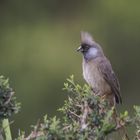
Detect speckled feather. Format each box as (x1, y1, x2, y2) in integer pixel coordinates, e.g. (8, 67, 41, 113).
(80, 32, 122, 104)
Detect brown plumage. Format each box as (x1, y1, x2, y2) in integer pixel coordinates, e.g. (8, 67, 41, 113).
(77, 32, 122, 105)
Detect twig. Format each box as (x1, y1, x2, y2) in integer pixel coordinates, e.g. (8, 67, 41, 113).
(4, 92, 14, 105)
(80, 101, 89, 130)
(63, 125, 71, 131)
(26, 131, 43, 140)
(26, 119, 43, 140)
(69, 110, 80, 118)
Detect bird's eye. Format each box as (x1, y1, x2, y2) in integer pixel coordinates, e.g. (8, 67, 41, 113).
(81, 44, 88, 48)
(81, 44, 89, 51)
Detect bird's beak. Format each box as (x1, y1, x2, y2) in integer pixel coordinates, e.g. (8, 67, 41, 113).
(77, 46, 83, 52)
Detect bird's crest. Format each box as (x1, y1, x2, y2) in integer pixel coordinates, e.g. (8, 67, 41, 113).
(81, 31, 95, 45)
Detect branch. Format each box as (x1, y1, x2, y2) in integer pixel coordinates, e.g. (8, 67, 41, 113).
(80, 101, 89, 130)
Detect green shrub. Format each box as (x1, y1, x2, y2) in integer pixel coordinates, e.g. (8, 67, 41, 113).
(0, 75, 140, 140)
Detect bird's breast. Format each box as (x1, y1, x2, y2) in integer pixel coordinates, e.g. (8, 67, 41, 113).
(82, 59, 111, 95)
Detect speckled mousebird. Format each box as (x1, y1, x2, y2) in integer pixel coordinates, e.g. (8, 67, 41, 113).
(77, 32, 122, 106)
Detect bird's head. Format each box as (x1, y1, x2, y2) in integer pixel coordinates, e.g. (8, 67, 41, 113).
(77, 32, 104, 60)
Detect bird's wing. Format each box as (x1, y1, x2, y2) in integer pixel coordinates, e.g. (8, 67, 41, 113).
(98, 58, 122, 104)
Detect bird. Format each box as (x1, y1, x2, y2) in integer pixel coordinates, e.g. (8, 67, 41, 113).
(77, 32, 122, 106)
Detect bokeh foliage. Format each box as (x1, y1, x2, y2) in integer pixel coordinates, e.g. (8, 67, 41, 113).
(0, 76, 20, 120)
(0, 76, 20, 140)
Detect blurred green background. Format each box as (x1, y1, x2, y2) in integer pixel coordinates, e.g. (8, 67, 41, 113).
(0, 0, 140, 138)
